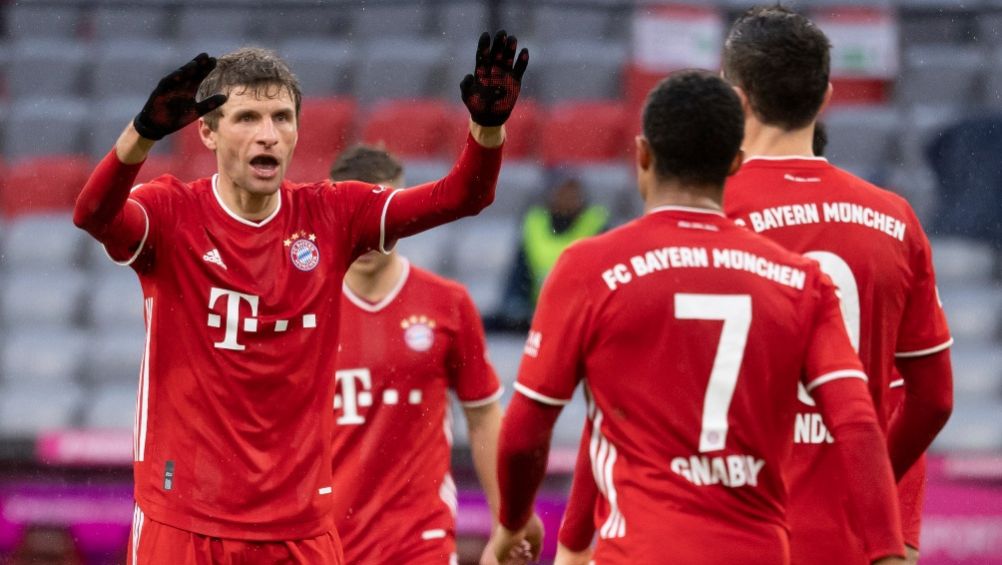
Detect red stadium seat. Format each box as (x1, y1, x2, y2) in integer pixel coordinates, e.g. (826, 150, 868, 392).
(4, 156, 92, 216)
(540, 102, 632, 164)
(135, 154, 177, 185)
(362, 99, 467, 158)
(286, 97, 357, 183)
(501, 100, 542, 159)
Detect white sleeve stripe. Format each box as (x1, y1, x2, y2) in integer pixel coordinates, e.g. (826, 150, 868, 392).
(104, 198, 150, 267)
(513, 382, 571, 406)
(806, 369, 868, 392)
(459, 386, 504, 408)
(895, 338, 954, 358)
(889, 378, 905, 389)
(379, 189, 402, 254)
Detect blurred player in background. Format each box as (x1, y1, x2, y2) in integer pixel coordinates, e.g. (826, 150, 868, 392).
(721, 6, 953, 564)
(327, 145, 527, 564)
(72, 32, 528, 564)
(490, 70, 905, 565)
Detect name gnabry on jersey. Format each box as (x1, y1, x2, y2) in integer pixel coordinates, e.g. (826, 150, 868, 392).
(602, 245, 805, 291)
(743, 202, 906, 242)
(670, 454, 766, 488)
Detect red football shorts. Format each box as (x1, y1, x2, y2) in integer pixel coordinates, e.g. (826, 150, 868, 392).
(127, 506, 343, 565)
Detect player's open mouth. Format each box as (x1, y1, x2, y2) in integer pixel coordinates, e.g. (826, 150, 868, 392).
(250, 155, 280, 178)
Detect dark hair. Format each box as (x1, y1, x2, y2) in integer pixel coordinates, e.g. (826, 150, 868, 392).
(722, 5, 831, 130)
(813, 121, 827, 156)
(329, 144, 404, 184)
(197, 47, 302, 130)
(641, 70, 744, 188)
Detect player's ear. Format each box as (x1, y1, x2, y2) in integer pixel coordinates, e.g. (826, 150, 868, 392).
(728, 149, 744, 177)
(199, 117, 217, 151)
(819, 82, 834, 115)
(635, 135, 652, 173)
(731, 85, 751, 116)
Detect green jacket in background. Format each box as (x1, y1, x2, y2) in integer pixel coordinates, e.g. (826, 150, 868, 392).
(522, 204, 609, 301)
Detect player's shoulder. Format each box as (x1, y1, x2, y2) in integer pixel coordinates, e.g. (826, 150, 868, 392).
(130, 173, 206, 204)
(828, 165, 918, 217)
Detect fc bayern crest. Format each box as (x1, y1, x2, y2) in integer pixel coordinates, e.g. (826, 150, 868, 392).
(401, 315, 436, 352)
(286, 232, 320, 271)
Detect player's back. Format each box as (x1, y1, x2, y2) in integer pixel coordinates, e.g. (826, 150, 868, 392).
(725, 158, 952, 563)
(550, 206, 849, 563)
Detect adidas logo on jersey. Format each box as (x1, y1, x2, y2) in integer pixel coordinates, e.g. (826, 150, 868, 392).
(203, 249, 227, 270)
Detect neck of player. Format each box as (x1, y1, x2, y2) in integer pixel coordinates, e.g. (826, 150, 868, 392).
(644, 181, 723, 214)
(217, 177, 280, 222)
(741, 118, 817, 159)
(345, 253, 405, 304)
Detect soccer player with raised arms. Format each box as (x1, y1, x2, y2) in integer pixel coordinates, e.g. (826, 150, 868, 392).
(721, 7, 953, 564)
(489, 70, 906, 565)
(72, 32, 527, 564)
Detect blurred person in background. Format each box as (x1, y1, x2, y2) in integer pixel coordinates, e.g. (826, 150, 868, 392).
(73, 32, 528, 564)
(327, 145, 533, 565)
(11, 525, 84, 565)
(491, 169, 608, 332)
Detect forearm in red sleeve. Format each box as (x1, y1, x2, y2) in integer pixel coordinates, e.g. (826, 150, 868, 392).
(888, 349, 953, 481)
(73, 149, 147, 253)
(497, 392, 562, 531)
(558, 429, 597, 551)
(813, 377, 906, 562)
(382, 134, 502, 243)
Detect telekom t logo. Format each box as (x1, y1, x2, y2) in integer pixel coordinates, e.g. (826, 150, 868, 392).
(207, 287, 260, 351)
(334, 369, 373, 425)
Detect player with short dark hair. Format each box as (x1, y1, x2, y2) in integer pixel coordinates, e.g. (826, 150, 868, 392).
(490, 70, 905, 565)
(73, 33, 528, 564)
(326, 145, 523, 564)
(722, 6, 953, 565)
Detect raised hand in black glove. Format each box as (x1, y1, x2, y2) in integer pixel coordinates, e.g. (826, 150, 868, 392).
(460, 30, 529, 128)
(133, 53, 228, 141)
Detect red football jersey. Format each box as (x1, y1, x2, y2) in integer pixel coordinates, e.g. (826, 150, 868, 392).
(725, 157, 952, 563)
(330, 260, 501, 564)
(515, 206, 867, 563)
(122, 173, 393, 540)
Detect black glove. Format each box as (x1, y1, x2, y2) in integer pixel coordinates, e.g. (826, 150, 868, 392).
(460, 30, 529, 127)
(133, 53, 228, 141)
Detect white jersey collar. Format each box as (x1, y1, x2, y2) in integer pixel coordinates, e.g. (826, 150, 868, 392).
(647, 205, 725, 218)
(743, 155, 829, 164)
(211, 174, 283, 228)
(343, 258, 411, 313)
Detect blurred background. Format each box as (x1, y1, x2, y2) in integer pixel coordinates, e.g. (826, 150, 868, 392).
(0, 0, 1000, 563)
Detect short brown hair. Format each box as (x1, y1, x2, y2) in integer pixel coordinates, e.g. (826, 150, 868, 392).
(722, 6, 831, 130)
(329, 145, 404, 185)
(197, 47, 302, 130)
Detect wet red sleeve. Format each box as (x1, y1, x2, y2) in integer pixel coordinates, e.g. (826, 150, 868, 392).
(557, 428, 597, 551)
(72, 149, 148, 258)
(381, 134, 502, 247)
(888, 349, 953, 480)
(812, 377, 906, 562)
(497, 393, 562, 531)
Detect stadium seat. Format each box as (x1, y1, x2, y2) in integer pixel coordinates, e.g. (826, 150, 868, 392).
(90, 5, 169, 39)
(500, 100, 543, 160)
(83, 383, 137, 430)
(485, 334, 526, 384)
(84, 331, 145, 385)
(4, 98, 88, 160)
(822, 106, 901, 175)
(5, 4, 82, 38)
(451, 217, 518, 311)
(576, 163, 635, 217)
(2, 213, 86, 269)
(937, 283, 1002, 344)
(553, 394, 589, 447)
(900, 104, 963, 168)
(0, 269, 87, 329)
(176, 6, 254, 44)
(395, 224, 455, 275)
(931, 237, 997, 283)
(361, 99, 466, 158)
(983, 47, 1002, 106)
(350, 3, 431, 37)
(87, 271, 145, 331)
(285, 98, 357, 183)
(951, 342, 1002, 400)
(898, 6, 974, 47)
(355, 39, 449, 102)
(532, 3, 628, 41)
(90, 40, 177, 101)
(8, 39, 90, 101)
(278, 39, 356, 97)
(1, 329, 88, 384)
(540, 102, 631, 164)
(86, 97, 176, 160)
(490, 160, 546, 218)
(933, 399, 1002, 452)
(401, 159, 452, 186)
(533, 41, 627, 103)
(896, 46, 984, 108)
(436, 1, 489, 44)
(3, 156, 92, 216)
(0, 382, 83, 436)
(257, 5, 349, 41)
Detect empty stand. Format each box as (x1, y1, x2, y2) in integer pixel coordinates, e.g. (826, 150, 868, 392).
(0, 269, 87, 329)
(0, 383, 83, 436)
(5, 3, 82, 39)
(286, 97, 357, 183)
(534, 41, 627, 103)
(84, 383, 137, 430)
(279, 39, 356, 97)
(362, 99, 465, 158)
(1, 329, 87, 384)
(4, 98, 88, 161)
(823, 107, 901, 176)
(896, 45, 984, 107)
(90, 5, 169, 39)
(355, 39, 450, 102)
(84, 331, 145, 385)
(8, 39, 90, 101)
(3, 156, 92, 216)
(395, 224, 456, 274)
(87, 271, 145, 332)
(3, 212, 87, 270)
(541, 102, 632, 164)
(90, 40, 177, 101)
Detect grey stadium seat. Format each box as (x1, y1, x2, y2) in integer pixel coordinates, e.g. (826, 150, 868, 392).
(0, 383, 83, 436)
(85, 330, 145, 384)
(2, 213, 87, 270)
(1, 329, 88, 384)
(553, 392, 589, 447)
(0, 269, 87, 329)
(899, 104, 963, 168)
(4, 97, 88, 158)
(950, 342, 1002, 400)
(485, 334, 527, 385)
(86, 97, 175, 159)
(402, 159, 451, 186)
(256, 5, 350, 41)
(355, 39, 449, 102)
(822, 107, 901, 174)
(938, 283, 1002, 344)
(451, 218, 519, 312)
(533, 41, 627, 103)
(84, 383, 137, 430)
(931, 237, 996, 283)
(486, 160, 545, 220)
(278, 39, 355, 97)
(176, 6, 255, 44)
(531, 3, 628, 41)
(896, 46, 984, 108)
(982, 47, 1002, 107)
(90, 5, 169, 39)
(350, 2, 430, 37)
(90, 40, 178, 101)
(8, 40, 90, 100)
(87, 271, 145, 332)
(932, 399, 1002, 453)
(436, 1, 488, 44)
(394, 225, 455, 276)
(577, 163, 634, 218)
(5, 4, 83, 38)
